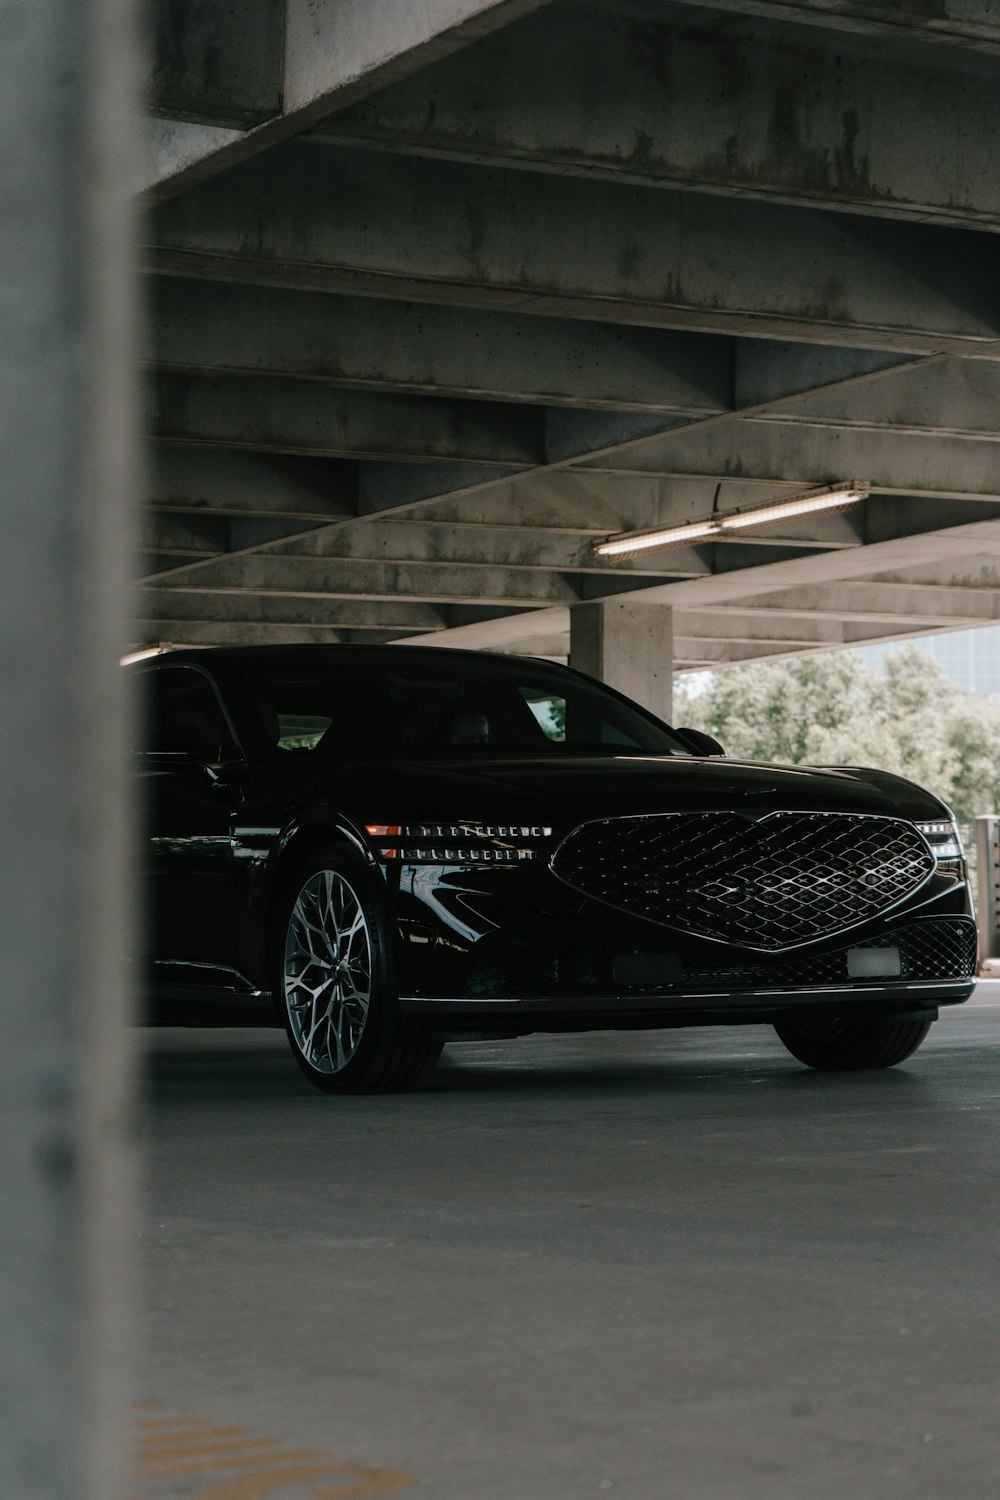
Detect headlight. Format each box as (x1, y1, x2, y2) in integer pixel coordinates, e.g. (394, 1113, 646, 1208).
(915, 819, 965, 870)
(364, 822, 554, 864)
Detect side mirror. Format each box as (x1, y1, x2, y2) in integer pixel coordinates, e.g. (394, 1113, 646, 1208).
(676, 726, 726, 757)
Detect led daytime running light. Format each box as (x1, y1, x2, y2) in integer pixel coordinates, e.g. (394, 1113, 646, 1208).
(593, 483, 869, 559)
(365, 822, 554, 865)
(915, 819, 964, 862)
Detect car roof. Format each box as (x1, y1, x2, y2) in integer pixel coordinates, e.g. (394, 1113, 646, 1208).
(127, 644, 562, 672)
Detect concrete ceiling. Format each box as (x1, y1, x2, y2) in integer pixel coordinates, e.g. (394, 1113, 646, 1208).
(139, 0, 1000, 671)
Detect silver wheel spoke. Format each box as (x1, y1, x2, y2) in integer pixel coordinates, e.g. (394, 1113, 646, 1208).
(284, 867, 373, 1075)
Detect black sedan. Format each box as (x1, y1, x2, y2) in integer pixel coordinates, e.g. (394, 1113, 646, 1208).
(133, 644, 976, 1093)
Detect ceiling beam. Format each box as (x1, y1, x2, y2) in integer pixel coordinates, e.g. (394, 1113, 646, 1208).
(148, 143, 1000, 356)
(314, 6, 1000, 231)
(589, 423, 1000, 500)
(143, 0, 553, 197)
(149, 447, 358, 520)
(138, 350, 929, 586)
(709, 580, 1000, 625)
(149, 374, 543, 467)
(148, 0, 285, 128)
(143, 556, 599, 607)
(148, 278, 733, 416)
(136, 591, 446, 631)
(651, 0, 1000, 54)
(392, 515, 1000, 649)
(738, 358, 1000, 441)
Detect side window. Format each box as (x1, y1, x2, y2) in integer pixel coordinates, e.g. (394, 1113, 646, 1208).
(520, 688, 566, 742)
(519, 683, 644, 749)
(145, 668, 237, 762)
(275, 713, 332, 752)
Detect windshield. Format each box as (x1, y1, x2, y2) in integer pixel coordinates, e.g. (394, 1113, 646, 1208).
(238, 658, 689, 758)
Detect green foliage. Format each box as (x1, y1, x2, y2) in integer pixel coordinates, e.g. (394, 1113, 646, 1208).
(674, 645, 1000, 822)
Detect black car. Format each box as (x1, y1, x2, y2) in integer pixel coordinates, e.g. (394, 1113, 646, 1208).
(133, 644, 976, 1093)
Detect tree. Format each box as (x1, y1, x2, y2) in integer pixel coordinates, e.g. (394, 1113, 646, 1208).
(674, 645, 1000, 823)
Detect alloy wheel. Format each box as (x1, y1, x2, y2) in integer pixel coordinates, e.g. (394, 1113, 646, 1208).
(283, 868, 373, 1074)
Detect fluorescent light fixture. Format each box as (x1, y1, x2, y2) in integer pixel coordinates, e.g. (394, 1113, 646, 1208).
(593, 482, 870, 559)
(120, 646, 171, 664)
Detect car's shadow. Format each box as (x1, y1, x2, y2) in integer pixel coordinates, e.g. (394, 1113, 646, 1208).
(139, 1025, 934, 1108)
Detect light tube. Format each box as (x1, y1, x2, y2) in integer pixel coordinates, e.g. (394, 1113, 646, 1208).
(593, 483, 869, 559)
(594, 517, 723, 558)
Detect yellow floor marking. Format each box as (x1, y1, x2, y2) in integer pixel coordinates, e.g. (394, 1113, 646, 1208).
(189, 1464, 415, 1499)
(137, 1447, 330, 1478)
(128, 1407, 416, 1497)
(137, 1436, 279, 1462)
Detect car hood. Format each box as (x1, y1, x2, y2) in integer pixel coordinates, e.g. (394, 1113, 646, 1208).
(329, 752, 949, 826)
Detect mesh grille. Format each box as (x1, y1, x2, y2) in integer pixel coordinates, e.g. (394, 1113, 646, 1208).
(683, 917, 976, 990)
(463, 918, 976, 998)
(551, 811, 935, 951)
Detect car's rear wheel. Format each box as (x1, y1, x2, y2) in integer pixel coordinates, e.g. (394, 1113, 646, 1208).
(773, 1013, 933, 1071)
(276, 846, 442, 1094)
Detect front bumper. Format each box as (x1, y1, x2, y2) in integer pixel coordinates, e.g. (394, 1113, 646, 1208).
(394, 860, 976, 1031)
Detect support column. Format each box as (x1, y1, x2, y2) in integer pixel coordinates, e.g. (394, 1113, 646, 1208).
(569, 602, 674, 722)
(0, 1, 139, 1498)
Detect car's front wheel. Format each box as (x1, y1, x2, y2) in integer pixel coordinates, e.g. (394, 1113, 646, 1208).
(276, 846, 442, 1094)
(773, 1013, 933, 1071)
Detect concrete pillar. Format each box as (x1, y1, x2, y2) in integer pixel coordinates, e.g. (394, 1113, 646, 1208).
(0, 1, 139, 1498)
(570, 601, 674, 722)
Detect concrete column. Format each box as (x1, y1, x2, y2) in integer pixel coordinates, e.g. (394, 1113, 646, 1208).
(570, 602, 674, 722)
(0, 2, 139, 1498)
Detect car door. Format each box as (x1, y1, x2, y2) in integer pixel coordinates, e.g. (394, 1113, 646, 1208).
(138, 664, 251, 991)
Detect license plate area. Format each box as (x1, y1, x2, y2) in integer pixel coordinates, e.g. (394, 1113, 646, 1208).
(847, 945, 902, 978)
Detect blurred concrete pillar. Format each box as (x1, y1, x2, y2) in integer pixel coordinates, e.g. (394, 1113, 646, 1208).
(570, 601, 674, 722)
(0, 0, 139, 1497)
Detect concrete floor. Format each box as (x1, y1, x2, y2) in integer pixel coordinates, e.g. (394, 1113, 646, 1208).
(134, 988, 1000, 1500)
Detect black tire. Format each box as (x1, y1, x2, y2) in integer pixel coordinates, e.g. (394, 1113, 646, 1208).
(774, 1013, 933, 1071)
(274, 845, 442, 1094)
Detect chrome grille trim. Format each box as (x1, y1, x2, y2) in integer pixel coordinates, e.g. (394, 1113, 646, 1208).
(550, 811, 936, 952)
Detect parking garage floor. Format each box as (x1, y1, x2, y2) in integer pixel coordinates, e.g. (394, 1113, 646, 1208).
(133, 987, 1000, 1500)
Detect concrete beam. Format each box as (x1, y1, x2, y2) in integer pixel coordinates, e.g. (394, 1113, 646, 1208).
(138, 510, 331, 561)
(870, 559, 1000, 591)
(674, 612, 856, 646)
(135, 592, 446, 632)
(256, 517, 711, 577)
(740, 357, 1000, 440)
(394, 514, 1000, 650)
(143, 0, 553, 198)
(707, 582, 1000, 626)
(315, 7, 1000, 230)
(147, 0, 284, 127)
(134, 620, 349, 647)
(149, 374, 543, 466)
(411, 474, 864, 546)
(131, 620, 442, 648)
(644, 0, 1000, 54)
(148, 556, 596, 607)
(590, 423, 1000, 500)
(148, 144, 1000, 356)
(138, 493, 863, 587)
(149, 278, 733, 415)
(150, 447, 357, 521)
